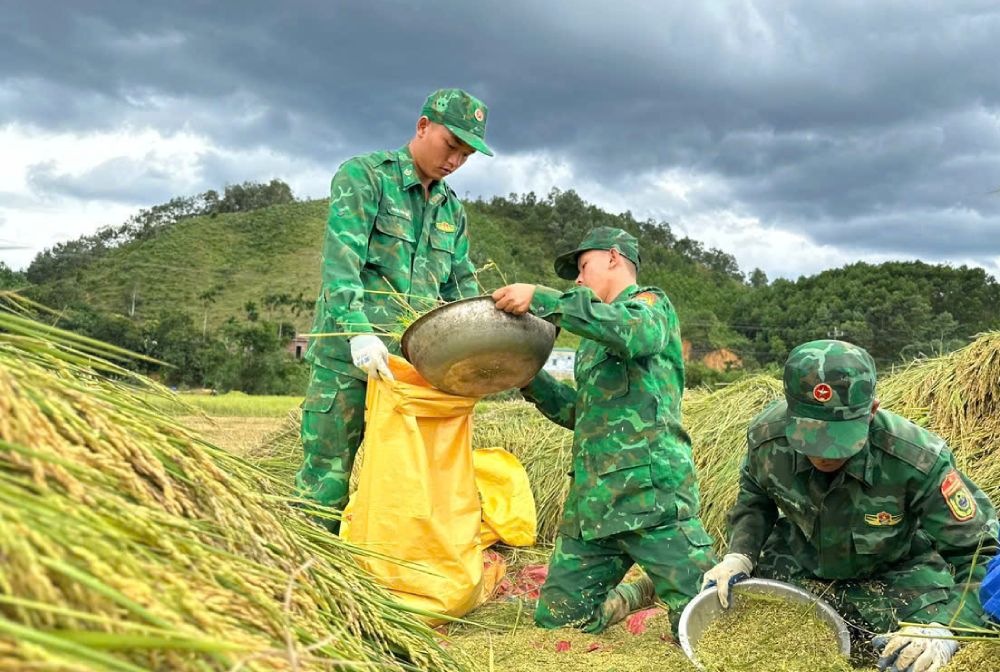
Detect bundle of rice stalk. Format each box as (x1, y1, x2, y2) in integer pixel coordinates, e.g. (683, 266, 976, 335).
(0, 295, 456, 671)
(879, 332, 1000, 504)
(684, 376, 784, 549)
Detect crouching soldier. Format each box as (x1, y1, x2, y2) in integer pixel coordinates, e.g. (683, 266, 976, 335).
(703, 340, 998, 671)
(493, 227, 717, 635)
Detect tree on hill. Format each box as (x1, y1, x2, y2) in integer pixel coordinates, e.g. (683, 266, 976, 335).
(732, 261, 1000, 365)
(0, 262, 26, 290)
(25, 179, 296, 285)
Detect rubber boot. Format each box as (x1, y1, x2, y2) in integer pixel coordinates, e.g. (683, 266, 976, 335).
(599, 574, 656, 628)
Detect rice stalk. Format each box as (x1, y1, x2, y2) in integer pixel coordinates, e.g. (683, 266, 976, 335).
(0, 298, 459, 671)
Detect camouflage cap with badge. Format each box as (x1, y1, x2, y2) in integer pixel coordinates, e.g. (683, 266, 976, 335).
(421, 88, 494, 157)
(783, 339, 878, 459)
(553, 227, 641, 280)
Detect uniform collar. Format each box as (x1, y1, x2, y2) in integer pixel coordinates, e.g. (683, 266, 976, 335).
(611, 284, 639, 304)
(397, 146, 450, 203)
(397, 146, 422, 191)
(794, 442, 874, 486)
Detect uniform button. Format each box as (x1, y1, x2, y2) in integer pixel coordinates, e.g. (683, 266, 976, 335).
(404, 168, 412, 175)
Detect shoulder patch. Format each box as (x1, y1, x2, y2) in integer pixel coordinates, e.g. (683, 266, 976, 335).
(435, 221, 456, 233)
(941, 469, 977, 522)
(634, 292, 658, 306)
(870, 410, 944, 475)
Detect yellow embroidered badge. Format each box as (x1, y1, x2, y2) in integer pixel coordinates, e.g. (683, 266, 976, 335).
(941, 469, 976, 522)
(864, 511, 903, 526)
(634, 292, 657, 306)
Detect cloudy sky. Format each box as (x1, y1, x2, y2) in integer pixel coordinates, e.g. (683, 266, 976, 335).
(2, 1, 999, 279)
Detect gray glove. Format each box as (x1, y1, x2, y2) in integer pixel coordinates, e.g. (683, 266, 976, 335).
(700, 553, 753, 608)
(349, 335, 394, 381)
(876, 624, 958, 672)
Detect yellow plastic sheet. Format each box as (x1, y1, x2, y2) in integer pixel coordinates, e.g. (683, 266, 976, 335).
(341, 356, 535, 621)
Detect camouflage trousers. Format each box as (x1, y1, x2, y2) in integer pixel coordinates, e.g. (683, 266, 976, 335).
(756, 518, 970, 635)
(295, 363, 367, 534)
(535, 517, 718, 634)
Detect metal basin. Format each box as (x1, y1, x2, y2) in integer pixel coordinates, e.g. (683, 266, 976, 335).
(400, 296, 557, 397)
(678, 578, 851, 670)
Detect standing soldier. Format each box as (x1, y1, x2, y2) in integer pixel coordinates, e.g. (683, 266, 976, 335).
(297, 89, 492, 533)
(702, 340, 998, 672)
(492, 227, 717, 634)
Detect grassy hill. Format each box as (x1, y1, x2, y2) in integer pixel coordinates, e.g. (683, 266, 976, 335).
(28, 192, 749, 343)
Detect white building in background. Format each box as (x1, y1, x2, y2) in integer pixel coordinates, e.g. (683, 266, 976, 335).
(543, 347, 576, 379)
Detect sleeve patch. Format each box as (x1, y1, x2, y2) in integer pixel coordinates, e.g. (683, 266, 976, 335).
(941, 469, 977, 522)
(634, 292, 658, 306)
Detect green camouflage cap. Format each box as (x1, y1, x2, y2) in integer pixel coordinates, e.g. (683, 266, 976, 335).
(783, 339, 877, 459)
(553, 227, 641, 280)
(421, 88, 493, 157)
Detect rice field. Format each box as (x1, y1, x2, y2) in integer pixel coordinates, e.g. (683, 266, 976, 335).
(152, 391, 303, 417)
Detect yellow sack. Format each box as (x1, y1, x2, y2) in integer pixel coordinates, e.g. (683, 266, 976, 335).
(341, 356, 535, 621)
(474, 447, 537, 549)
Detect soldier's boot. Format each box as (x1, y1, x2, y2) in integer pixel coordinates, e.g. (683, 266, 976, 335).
(599, 574, 656, 627)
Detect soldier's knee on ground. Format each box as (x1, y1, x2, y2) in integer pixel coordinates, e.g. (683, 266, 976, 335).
(534, 595, 600, 630)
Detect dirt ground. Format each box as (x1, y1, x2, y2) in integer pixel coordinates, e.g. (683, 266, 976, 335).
(179, 415, 284, 455)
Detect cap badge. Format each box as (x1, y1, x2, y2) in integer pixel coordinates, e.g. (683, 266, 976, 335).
(813, 383, 833, 403)
(474, 107, 484, 122)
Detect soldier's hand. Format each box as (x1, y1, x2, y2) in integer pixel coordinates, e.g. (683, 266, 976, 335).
(349, 335, 395, 381)
(492, 284, 536, 315)
(700, 553, 753, 609)
(876, 624, 958, 672)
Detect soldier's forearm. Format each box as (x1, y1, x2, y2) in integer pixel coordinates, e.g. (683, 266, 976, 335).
(521, 370, 576, 429)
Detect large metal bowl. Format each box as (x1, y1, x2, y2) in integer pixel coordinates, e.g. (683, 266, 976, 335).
(678, 578, 850, 670)
(400, 296, 557, 397)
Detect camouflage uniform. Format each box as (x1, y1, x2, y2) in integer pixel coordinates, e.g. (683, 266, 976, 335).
(297, 89, 490, 529)
(522, 228, 717, 633)
(728, 340, 999, 633)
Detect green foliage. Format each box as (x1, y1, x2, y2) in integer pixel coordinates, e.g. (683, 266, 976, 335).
(24, 188, 748, 348)
(25, 179, 296, 286)
(733, 261, 1000, 366)
(0, 262, 26, 290)
(20, 184, 1000, 389)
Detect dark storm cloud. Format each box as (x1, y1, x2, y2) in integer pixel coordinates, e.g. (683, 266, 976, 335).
(3, 1, 1000, 265)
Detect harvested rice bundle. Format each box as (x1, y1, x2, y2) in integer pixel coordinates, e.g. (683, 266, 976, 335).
(942, 639, 1000, 671)
(879, 332, 1000, 503)
(0, 300, 455, 671)
(694, 593, 854, 672)
(683, 376, 784, 548)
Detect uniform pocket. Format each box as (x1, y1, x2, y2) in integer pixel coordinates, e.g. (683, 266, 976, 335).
(593, 447, 655, 515)
(679, 519, 716, 548)
(427, 229, 456, 283)
(579, 350, 629, 400)
(852, 528, 903, 557)
(368, 214, 415, 270)
(301, 366, 342, 413)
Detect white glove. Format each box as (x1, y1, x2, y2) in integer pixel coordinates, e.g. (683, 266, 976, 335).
(349, 335, 394, 381)
(700, 553, 753, 608)
(877, 624, 958, 672)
